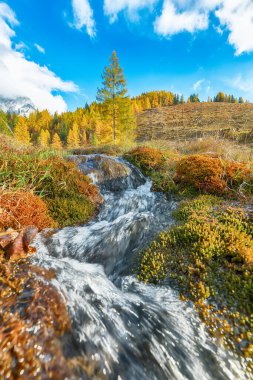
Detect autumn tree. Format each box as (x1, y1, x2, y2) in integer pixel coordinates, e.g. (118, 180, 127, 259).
(97, 51, 136, 145)
(14, 117, 30, 145)
(51, 133, 62, 149)
(67, 122, 80, 148)
(214, 92, 225, 102)
(38, 129, 50, 147)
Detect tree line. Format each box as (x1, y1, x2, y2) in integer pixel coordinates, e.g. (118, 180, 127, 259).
(0, 51, 250, 148)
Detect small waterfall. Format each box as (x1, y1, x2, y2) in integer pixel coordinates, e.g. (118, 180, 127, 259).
(33, 155, 247, 380)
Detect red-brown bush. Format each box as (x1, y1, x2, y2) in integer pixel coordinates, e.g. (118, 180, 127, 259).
(0, 189, 56, 231)
(174, 155, 252, 195)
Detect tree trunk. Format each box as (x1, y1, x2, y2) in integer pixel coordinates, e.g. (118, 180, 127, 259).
(113, 95, 116, 145)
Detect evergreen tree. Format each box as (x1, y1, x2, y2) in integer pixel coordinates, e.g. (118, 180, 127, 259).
(51, 133, 62, 149)
(188, 94, 200, 103)
(180, 95, 185, 104)
(97, 51, 135, 145)
(14, 117, 30, 145)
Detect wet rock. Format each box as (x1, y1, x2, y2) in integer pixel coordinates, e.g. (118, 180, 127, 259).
(1, 226, 38, 258)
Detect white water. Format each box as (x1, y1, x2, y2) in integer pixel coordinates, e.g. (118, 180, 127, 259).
(33, 155, 248, 380)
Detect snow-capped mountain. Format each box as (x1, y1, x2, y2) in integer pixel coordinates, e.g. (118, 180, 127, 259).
(0, 97, 36, 116)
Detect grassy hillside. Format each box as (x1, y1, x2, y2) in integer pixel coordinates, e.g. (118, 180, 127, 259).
(137, 103, 253, 143)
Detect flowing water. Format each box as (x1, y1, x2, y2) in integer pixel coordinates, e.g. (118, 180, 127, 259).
(33, 155, 247, 380)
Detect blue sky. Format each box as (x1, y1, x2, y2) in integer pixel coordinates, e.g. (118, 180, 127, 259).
(0, 0, 253, 112)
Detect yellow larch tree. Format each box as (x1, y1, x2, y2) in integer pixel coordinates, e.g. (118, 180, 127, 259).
(14, 117, 31, 145)
(67, 122, 80, 148)
(51, 133, 62, 149)
(38, 129, 50, 147)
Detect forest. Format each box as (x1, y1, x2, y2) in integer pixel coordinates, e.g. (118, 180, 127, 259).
(0, 52, 249, 148)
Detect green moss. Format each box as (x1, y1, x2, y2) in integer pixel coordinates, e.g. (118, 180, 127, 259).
(46, 196, 95, 227)
(138, 196, 253, 366)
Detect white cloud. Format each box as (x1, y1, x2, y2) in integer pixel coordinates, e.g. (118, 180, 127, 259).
(154, 1, 209, 36)
(15, 41, 28, 51)
(104, 0, 157, 22)
(0, 2, 78, 113)
(215, 0, 253, 55)
(193, 79, 205, 91)
(0, 2, 18, 48)
(34, 43, 45, 54)
(229, 72, 253, 96)
(153, 0, 253, 55)
(71, 0, 96, 37)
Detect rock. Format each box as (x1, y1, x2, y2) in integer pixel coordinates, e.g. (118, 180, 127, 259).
(1, 226, 38, 259)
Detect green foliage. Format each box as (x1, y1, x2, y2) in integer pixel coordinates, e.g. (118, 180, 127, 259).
(188, 94, 200, 103)
(45, 196, 95, 228)
(0, 111, 12, 135)
(138, 196, 253, 362)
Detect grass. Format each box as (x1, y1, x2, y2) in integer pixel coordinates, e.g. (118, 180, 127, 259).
(137, 103, 253, 144)
(0, 134, 102, 229)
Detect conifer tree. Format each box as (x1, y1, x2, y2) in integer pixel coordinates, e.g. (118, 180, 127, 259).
(14, 117, 30, 145)
(38, 129, 50, 147)
(67, 122, 80, 148)
(144, 97, 151, 110)
(152, 94, 159, 108)
(97, 51, 135, 144)
(51, 133, 62, 149)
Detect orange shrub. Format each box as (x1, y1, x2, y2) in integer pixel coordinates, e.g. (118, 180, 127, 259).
(125, 147, 166, 174)
(224, 161, 251, 188)
(174, 155, 226, 194)
(0, 189, 56, 231)
(174, 155, 252, 195)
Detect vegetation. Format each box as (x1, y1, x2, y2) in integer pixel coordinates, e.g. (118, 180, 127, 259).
(97, 51, 136, 145)
(136, 102, 253, 144)
(138, 196, 253, 366)
(0, 135, 102, 229)
(124, 144, 253, 369)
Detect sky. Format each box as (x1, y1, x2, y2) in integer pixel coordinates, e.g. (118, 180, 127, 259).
(0, 0, 253, 112)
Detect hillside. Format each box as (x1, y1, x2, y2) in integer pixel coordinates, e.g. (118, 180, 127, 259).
(136, 103, 253, 143)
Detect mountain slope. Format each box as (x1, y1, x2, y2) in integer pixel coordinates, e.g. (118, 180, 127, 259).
(0, 97, 35, 116)
(137, 103, 253, 143)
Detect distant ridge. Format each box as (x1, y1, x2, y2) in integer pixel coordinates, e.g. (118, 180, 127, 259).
(137, 103, 253, 143)
(0, 97, 35, 117)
